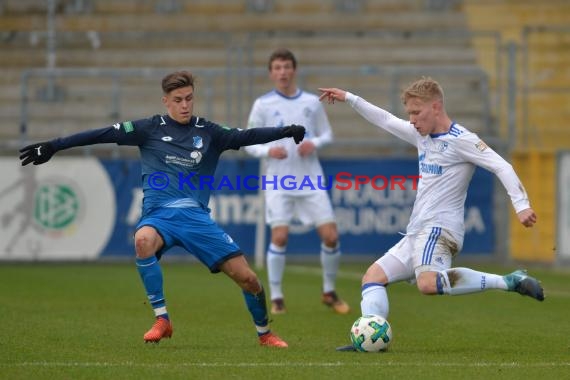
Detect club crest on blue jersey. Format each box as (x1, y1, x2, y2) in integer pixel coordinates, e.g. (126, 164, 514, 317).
(193, 136, 203, 149)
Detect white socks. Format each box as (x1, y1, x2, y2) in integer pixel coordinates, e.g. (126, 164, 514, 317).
(437, 267, 507, 295)
(267, 242, 342, 299)
(360, 283, 389, 319)
(321, 243, 341, 293)
(266, 243, 286, 300)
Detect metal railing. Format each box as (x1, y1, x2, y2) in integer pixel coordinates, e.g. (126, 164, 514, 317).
(14, 63, 506, 157)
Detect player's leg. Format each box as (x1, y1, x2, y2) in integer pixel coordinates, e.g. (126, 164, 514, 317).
(416, 267, 544, 301)
(334, 264, 395, 351)
(361, 241, 415, 319)
(267, 225, 288, 313)
(316, 221, 350, 314)
(298, 191, 349, 313)
(134, 225, 173, 343)
(413, 228, 544, 301)
(336, 238, 414, 351)
(180, 208, 287, 347)
(220, 255, 288, 348)
(264, 192, 293, 314)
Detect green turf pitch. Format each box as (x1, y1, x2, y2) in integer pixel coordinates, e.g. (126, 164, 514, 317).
(1, 262, 569, 379)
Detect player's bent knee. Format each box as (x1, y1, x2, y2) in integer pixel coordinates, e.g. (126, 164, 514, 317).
(271, 226, 289, 247)
(134, 227, 162, 258)
(241, 272, 262, 293)
(322, 236, 338, 248)
(362, 263, 388, 286)
(416, 273, 438, 295)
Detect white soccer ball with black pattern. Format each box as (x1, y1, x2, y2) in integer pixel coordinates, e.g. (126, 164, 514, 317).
(350, 314, 392, 352)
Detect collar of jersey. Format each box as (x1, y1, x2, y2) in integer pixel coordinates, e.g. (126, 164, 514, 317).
(165, 114, 197, 127)
(429, 121, 456, 138)
(273, 88, 302, 100)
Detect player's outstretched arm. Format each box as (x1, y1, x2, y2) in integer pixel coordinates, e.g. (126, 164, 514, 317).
(19, 125, 138, 166)
(224, 124, 306, 151)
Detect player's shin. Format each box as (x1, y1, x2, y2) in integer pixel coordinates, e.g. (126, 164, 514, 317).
(321, 243, 341, 293)
(360, 282, 389, 318)
(136, 256, 169, 319)
(242, 285, 270, 335)
(436, 267, 507, 295)
(267, 243, 286, 300)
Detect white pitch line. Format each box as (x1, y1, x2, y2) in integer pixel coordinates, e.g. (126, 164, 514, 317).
(4, 361, 570, 368)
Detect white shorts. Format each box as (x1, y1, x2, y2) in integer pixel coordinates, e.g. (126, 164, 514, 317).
(375, 227, 462, 283)
(265, 190, 336, 227)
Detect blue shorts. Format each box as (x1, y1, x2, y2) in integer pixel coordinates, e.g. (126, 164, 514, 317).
(136, 207, 242, 273)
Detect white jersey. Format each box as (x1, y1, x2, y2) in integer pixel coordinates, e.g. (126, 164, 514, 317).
(245, 89, 333, 194)
(345, 92, 530, 243)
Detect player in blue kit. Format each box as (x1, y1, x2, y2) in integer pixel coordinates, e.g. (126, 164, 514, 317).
(19, 70, 306, 348)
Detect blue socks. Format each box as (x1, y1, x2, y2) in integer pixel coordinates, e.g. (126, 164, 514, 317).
(136, 256, 168, 319)
(242, 286, 270, 336)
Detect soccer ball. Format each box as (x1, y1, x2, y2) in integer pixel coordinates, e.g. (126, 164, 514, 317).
(350, 314, 392, 352)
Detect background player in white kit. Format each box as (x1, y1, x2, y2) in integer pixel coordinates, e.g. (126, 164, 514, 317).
(245, 48, 350, 315)
(318, 77, 544, 350)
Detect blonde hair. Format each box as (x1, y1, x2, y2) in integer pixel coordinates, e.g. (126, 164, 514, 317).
(401, 76, 444, 105)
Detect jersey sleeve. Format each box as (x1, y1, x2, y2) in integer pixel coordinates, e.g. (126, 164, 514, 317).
(210, 122, 286, 151)
(309, 101, 333, 149)
(345, 92, 418, 147)
(455, 133, 531, 213)
(51, 118, 149, 151)
(244, 99, 271, 157)
(112, 119, 150, 146)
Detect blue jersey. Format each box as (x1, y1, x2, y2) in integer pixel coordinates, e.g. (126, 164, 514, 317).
(52, 114, 290, 213)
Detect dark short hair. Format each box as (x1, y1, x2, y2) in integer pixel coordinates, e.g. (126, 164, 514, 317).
(268, 48, 297, 70)
(161, 71, 195, 94)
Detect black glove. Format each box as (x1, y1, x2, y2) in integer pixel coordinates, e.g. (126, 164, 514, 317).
(281, 124, 306, 144)
(19, 141, 57, 166)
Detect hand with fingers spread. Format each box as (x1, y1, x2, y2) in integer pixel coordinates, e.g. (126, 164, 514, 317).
(19, 141, 57, 166)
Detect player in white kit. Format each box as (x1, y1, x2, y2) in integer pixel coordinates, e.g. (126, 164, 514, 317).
(245, 49, 350, 315)
(318, 77, 544, 351)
